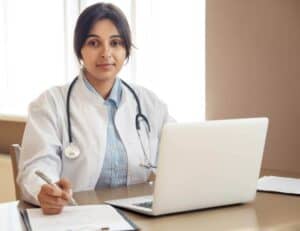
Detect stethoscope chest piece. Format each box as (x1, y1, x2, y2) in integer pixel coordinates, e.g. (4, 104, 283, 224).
(64, 143, 80, 159)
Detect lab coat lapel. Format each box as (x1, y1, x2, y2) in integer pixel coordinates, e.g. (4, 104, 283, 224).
(115, 86, 148, 184)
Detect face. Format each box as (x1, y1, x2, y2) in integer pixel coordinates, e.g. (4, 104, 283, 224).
(81, 19, 126, 84)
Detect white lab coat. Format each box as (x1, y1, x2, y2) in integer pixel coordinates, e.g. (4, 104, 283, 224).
(17, 72, 173, 205)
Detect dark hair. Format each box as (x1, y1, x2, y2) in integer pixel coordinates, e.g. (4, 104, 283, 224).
(74, 3, 132, 61)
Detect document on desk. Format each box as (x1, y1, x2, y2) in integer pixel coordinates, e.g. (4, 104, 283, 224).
(23, 204, 138, 231)
(257, 176, 300, 195)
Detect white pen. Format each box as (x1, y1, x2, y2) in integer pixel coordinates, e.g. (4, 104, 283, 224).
(35, 170, 78, 206)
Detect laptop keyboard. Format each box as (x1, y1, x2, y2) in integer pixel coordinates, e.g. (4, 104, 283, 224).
(134, 201, 153, 209)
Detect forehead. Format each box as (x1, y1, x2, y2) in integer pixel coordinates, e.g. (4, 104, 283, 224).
(88, 19, 120, 37)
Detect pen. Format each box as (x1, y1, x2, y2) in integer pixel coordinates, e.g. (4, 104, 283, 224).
(35, 170, 78, 206)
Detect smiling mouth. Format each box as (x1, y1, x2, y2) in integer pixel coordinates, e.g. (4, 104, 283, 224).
(96, 63, 115, 67)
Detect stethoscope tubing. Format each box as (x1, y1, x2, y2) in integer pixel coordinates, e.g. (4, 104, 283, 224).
(120, 79, 151, 132)
(66, 76, 79, 144)
(65, 76, 155, 168)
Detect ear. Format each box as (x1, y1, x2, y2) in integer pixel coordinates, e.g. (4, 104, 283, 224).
(79, 59, 84, 68)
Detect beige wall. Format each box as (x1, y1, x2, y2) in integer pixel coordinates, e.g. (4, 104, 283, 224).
(0, 154, 16, 202)
(0, 119, 25, 154)
(0, 118, 25, 201)
(206, 0, 300, 173)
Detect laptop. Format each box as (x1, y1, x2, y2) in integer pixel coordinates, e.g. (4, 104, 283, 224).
(106, 118, 269, 216)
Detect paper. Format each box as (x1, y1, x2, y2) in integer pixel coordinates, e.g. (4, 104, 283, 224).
(26, 204, 136, 231)
(257, 176, 300, 195)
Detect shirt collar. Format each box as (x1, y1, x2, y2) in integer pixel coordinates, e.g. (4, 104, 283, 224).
(82, 70, 122, 107)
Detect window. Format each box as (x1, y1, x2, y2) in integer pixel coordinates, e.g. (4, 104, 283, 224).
(0, 0, 65, 116)
(0, 0, 205, 122)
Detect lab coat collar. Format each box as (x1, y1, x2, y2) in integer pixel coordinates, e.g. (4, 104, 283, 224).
(81, 74, 122, 108)
(78, 70, 105, 105)
(78, 69, 126, 107)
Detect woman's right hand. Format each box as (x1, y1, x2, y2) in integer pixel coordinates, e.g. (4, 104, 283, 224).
(37, 178, 72, 214)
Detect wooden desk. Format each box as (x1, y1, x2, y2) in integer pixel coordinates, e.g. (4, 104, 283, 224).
(1, 170, 300, 230)
(72, 175, 300, 230)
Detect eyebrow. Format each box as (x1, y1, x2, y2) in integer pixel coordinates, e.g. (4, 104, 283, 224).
(86, 34, 123, 39)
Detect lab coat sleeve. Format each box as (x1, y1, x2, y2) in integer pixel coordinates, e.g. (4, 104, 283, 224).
(17, 89, 63, 205)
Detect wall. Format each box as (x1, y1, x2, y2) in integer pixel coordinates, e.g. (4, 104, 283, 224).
(206, 0, 300, 173)
(0, 154, 15, 202)
(0, 116, 25, 153)
(0, 117, 24, 201)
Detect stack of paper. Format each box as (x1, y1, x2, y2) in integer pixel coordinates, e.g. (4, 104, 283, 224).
(257, 176, 300, 195)
(22, 204, 137, 231)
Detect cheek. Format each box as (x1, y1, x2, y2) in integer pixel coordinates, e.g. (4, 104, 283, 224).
(81, 49, 96, 65)
(116, 51, 127, 65)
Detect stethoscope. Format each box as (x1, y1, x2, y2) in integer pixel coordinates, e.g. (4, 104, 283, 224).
(64, 76, 157, 170)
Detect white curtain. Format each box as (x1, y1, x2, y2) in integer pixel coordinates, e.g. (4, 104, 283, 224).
(0, 0, 205, 122)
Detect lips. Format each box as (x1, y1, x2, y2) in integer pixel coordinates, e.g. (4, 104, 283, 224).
(97, 63, 114, 66)
(96, 63, 115, 70)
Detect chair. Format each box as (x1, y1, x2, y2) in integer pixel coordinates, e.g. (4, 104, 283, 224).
(9, 144, 21, 200)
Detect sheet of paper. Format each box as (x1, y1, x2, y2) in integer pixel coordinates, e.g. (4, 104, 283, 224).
(26, 204, 135, 231)
(257, 176, 300, 194)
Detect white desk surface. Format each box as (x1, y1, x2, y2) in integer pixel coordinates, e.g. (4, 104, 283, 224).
(0, 201, 25, 231)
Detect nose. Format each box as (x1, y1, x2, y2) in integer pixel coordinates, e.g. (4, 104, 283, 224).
(101, 42, 112, 59)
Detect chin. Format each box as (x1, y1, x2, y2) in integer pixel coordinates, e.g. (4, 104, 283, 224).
(94, 75, 115, 82)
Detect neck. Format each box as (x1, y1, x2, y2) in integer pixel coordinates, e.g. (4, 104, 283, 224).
(84, 70, 115, 99)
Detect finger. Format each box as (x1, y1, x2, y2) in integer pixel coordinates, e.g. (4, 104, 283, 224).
(39, 193, 68, 207)
(56, 178, 72, 201)
(41, 184, 63, 197)
(60, 191, 71, 202)
(56, 178, 71, 191)
(41, 202, 64, 210)
(42, 207, 63, 215)
(41, 201, 65, 210)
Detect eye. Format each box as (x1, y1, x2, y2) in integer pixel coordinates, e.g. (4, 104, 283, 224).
(86, 39, 100, 48)
(110, 39, 124, 48)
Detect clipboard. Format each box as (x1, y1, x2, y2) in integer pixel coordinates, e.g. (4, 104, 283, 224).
(18, 202, 139, 231)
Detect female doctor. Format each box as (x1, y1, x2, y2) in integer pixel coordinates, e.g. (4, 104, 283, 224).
(17, 3, 173, 214)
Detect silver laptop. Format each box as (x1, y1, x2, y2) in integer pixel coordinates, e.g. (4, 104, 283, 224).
(106, 118, 268, 216)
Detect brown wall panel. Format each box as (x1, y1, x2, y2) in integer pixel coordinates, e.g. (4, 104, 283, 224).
(206, 0, 300, 173)
(0, 120, 25, 154)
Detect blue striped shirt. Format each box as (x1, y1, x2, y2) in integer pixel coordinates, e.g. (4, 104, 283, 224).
(83, 76, 128, 188)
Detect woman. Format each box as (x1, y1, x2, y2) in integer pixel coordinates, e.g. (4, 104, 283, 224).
(17, 3, 173, 214)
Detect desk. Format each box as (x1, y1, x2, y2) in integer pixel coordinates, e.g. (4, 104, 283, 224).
(73, 182, 300, 231)
(1, 170, 300, 231)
